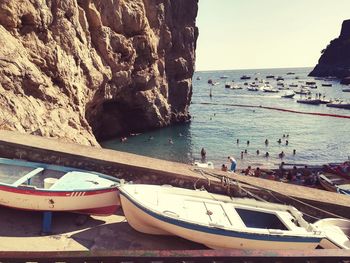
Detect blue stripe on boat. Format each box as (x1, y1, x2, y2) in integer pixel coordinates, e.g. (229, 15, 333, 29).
(0, 158, 119, 182)
(120, 189, 322, 243)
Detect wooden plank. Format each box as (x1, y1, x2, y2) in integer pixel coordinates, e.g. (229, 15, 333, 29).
(12, 167, 44, 187)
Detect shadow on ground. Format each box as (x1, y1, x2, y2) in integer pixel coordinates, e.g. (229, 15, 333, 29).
(71, 221, 207, 250)
(0, 206, 105, 237)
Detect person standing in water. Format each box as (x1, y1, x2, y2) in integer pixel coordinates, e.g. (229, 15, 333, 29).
(200, 148, 206, 162)
(228, 156, 237, 172)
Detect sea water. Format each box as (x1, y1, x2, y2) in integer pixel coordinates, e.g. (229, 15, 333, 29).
(102, 67, 350, 169)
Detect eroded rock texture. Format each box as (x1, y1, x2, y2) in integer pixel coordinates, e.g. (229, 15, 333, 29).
(309, 19, 350, 81)
(0, 0, 198, 145)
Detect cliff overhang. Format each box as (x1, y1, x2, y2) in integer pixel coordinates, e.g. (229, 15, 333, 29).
(0, 0, 198, 146)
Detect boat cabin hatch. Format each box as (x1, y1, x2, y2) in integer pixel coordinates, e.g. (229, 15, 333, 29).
(236, 208, 288, 230)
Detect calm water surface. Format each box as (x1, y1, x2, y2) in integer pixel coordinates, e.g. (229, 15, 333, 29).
(102, 67, 350, 169)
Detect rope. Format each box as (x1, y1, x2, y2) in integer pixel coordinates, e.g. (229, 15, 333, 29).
(195, 169, 349, 220)
(194, 102, 350, 119)
(193, 168, 211, 190)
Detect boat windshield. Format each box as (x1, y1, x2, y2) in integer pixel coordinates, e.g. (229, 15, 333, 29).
(236, 208, 288, 230)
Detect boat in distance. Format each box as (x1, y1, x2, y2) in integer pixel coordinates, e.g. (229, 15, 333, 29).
(297, 99, 321, 105)
(0, 158, 121, 216)
(326, 101, 350, 110)
(281, 92, 295, 98)
(119, 184, 350, 250)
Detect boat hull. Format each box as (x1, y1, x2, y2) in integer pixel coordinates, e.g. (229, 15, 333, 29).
(0, 185, 120, 216)
(120, 191, 321, 250)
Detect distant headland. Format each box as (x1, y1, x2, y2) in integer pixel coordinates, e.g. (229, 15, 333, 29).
(309, 19, 350, 84)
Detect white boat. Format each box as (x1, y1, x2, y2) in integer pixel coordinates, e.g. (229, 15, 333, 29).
(313, 218, 350, 249)
(343, 88, 350, 92)
(281, 92, 295, 98)
(119, 184, 349, 250)
(247, 86, 259, 91)
(0, 158, 121, 216)
(230, 85, 242, 90)
(261, 84, 279, 93)
(194, 161, 214, 169)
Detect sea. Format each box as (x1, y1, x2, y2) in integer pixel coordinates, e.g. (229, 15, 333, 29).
(102, 67, 350, 169)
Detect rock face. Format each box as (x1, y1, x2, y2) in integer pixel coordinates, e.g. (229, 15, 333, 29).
(309, 19, 350, 80)
(0, 0, 198, 146)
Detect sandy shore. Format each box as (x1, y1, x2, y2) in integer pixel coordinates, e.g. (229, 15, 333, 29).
(0, 206, 205, 251)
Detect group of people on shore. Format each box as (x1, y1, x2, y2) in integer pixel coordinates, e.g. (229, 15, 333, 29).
(241, 163, 319, 186)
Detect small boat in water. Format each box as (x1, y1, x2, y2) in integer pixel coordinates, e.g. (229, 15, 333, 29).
(224, 82, 232, 88)
(289, 83, 298, 88)
(297, 99, 321, 105)
(322, 83, 333, 87)
(326, 101, 350, 110)
(306, 81, 316, 85)
(230, 85, 243, 90)
(261, 84, 279, 93)
(119, 184, 350, 250)
(240, 75, 251, 80)
(0, 158, 121, 216)
(281, 92, 295, 98)
(294, 88, 311, 95)
(247, 85, 259, 91)
(342, 88, 350, 92)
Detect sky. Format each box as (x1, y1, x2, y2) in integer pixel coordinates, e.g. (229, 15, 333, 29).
(196, 0, 350, 71)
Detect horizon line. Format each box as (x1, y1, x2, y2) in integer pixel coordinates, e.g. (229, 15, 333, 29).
(195, 65, 314, 73)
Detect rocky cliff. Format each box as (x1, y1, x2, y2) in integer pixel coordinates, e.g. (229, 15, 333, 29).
(0, 0, 198, 146)
(309, 19, 350, 82)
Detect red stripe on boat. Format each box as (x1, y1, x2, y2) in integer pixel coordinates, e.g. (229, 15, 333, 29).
(0, 185, 118, 196)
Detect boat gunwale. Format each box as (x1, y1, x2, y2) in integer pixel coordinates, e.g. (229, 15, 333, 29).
(0, 158, 120, 192)
(119, 185, 324, 242)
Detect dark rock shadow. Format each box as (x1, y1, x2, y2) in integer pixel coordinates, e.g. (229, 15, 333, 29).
(71, 220, 207, 250)
(0, 206, 105, 237)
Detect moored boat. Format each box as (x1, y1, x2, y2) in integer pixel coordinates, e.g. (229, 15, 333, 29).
(342, 88, 350, 92)
(281, 92, 295, 98)
(247, 85, 259, 91)
(261, 84, 279, 93)
(119, 184, 349, 250)
(240, 75, 251, 80)
(326, 102, 350, 110)
(318, 172, 350, 193)
(230, 85, 242, 90)
(294, 88, 311, 95)
(0, 158, 121, 216)
(297, 99, 321, 105)
(322, 83, 333, 87)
